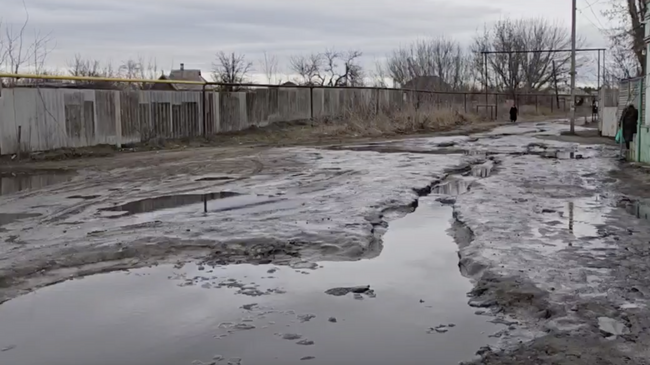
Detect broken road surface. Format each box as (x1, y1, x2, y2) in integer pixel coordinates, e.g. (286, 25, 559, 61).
(0, 120, 649, 365)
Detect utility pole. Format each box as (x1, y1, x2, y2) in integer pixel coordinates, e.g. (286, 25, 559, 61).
(569, 0, 577, 134)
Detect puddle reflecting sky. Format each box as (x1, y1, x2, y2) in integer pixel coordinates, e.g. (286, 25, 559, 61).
(0, 173, 73, 196)
(0, 199, 501, 365)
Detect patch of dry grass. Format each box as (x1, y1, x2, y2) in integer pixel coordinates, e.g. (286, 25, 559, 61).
(208, 105, 487, 146)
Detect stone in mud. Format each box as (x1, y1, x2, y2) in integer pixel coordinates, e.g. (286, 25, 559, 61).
(234, 323, 255, 330)
(241, 303, 257, 310)
(328, 317, 337, 323)
(325, 285, 370, 296)
(598, 317, 629, 337)
(300, 356, 315, 361)
(298, 314, 316, 322)
(282, 333, 302, 340)
(296, 339, 315, 345)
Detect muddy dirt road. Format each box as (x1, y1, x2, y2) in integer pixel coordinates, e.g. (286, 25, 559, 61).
(0, 120, 649, 365)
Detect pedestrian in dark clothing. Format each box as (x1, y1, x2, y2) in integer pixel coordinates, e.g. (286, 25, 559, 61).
(509, 105, 518, 123)
(620, 103, 639, 150)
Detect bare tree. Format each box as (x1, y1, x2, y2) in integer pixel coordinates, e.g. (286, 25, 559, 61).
(259, 51, 279, 84)
(370, 60, 390, 88)
(212, 51, 253, 87)
(289, 53, 324, 85)
(0, 0, 53, 80)
(68, 54, 116, 78)
(386, 37, 470, 90)
(602, 0, 646, 78)
(470, 18, 574, 97)
(289, 49, 363, 86)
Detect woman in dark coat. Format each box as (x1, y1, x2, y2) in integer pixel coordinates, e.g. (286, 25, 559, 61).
(621, 104, 639, 150)
(509, 105, 518, 123)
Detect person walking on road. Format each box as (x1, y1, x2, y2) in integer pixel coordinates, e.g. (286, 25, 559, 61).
(620, 103, 639, 152)
(509, 104, 518, 123)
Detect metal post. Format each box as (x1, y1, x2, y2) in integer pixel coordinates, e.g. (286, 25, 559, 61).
(603, 51, 606, 87)
(569, 0, 577, 134)
(17, 125, 21, 160)
(484, 53, 488, 106)
(309, 87, 314, 120)
(201, 84, 207, 137)
(597, 50, 601, 95)
(464, 93, 467, 113)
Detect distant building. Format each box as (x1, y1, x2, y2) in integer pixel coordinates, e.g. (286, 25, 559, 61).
(401, 76, 451, 92)
(280, 81, 298, 87)
(151, 63, 207, 91)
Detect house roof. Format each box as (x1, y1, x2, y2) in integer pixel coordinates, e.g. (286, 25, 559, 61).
(159, 69, 206, 91)
(401, 76, 451, 92)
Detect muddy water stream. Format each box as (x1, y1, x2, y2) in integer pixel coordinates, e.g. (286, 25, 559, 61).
(0, 198, 501, 365)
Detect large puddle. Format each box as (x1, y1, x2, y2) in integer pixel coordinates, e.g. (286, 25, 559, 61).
(0, 171, 73, 196)
(0, 198, 501, 365)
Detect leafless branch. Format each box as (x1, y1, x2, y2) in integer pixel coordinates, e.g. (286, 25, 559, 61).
(212, 51, 253, 89)
(259, 51, 279, 84)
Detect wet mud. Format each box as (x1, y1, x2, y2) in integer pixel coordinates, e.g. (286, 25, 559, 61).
(1, 120, 650, 364)
(0, 199, 502, 365)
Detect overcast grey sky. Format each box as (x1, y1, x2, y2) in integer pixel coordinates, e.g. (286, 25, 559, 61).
(3, 0, 610, 81)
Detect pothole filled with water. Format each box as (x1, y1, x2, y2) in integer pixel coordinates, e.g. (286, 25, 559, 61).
(0, 171, 74, 196)
(0, 213, 41, 227)
(0, 198, 503, 365)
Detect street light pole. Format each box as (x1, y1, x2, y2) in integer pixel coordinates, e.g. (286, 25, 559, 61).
(569, 0, 577, 134)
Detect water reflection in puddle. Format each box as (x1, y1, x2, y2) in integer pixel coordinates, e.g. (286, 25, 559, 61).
(100, 192, 246, 215)
(0, 199, 501, 365)
(0, 172, 74, 196)
(624, 201, 650, 222)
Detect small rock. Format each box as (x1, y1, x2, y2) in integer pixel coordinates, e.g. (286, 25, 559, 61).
(300, 356, 315, 361)
(328, 317, 337, 323)
(234, 323, 255, 330)
(325, 285, 370, 296)
(448, 323, 456, 327)
(296, 339, 314, 345)
(241, 303, 257, 310)
(298, 314, 316, 322)
(598, 317, 629, 337)
(282, 333, 302, 340)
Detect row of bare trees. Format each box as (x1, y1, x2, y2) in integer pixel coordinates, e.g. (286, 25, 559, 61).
(216, 17, 576, 98)
(2, 0, 643, 91)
